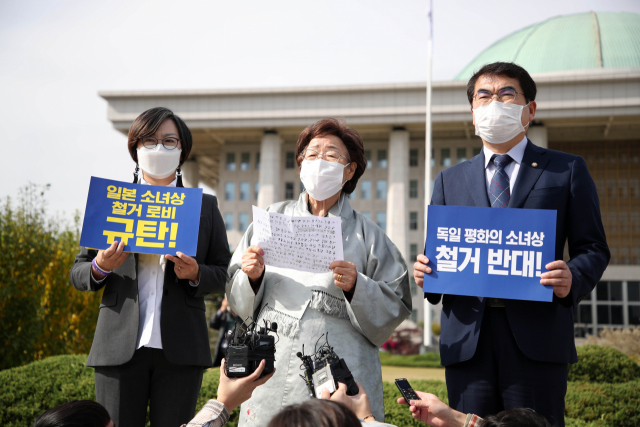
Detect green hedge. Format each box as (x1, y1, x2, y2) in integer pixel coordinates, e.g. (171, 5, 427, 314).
(379, 352, 443, 368)
(568, 345, 640, 383)
(3, 347, 640, 427)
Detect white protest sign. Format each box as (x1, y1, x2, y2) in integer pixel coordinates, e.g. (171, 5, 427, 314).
(251, 206, 344, 273)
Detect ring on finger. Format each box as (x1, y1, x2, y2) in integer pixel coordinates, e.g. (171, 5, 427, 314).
(337, 273, 343, 282)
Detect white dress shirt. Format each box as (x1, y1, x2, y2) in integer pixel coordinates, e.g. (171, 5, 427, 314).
(483, 136, 528, 199)
(135, 177, 177, 350)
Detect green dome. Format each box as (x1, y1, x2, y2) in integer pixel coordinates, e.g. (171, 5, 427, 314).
(455, 12, 640, 80)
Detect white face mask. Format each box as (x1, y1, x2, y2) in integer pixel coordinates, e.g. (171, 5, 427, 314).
(473, 101, 530, 144)
(299, 159, 349, 201)
(137, 146, 182, 179)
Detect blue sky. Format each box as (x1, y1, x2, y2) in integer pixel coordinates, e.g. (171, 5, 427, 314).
(2, 0, 639, 219)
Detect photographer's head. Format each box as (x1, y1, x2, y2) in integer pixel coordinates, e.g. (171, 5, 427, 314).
(33, 400, 112, 427)
(480, 408, 552, 427)
(267, 399, 360, 427)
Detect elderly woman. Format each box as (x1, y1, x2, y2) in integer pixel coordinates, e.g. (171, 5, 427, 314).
(226, 118, 411, 425)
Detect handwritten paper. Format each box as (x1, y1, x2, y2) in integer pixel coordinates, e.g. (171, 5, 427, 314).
(251, 206, 344, 273)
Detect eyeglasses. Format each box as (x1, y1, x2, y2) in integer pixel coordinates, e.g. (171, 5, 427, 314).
(302, 148, 349, 163)
(140, 136, 180, 150)
(473, 88, 525, 106)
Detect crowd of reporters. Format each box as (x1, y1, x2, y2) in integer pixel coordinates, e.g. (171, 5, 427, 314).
(34, 357, 551, 427)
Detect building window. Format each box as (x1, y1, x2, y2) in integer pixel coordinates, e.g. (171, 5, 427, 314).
(409, 212, 418, 230)
(365, 150, 372, 169)
(376, 180, 387, 199)
(411, 309, 418, 322)
(409, 180, 418, 199)
(410, 244, 418, 260)
(238, 212, 249, 232)
(226, 153, 236, 171)
(431, 148, 435, 167)
(409, 149, 419, 167)
(361, 211, 371, 220)
(256, 152, 260, 170)
(285, 182, 294, 199)
(285, 151, 295, 169)
(224, 182, 235, 201)
(361, 180, 372, 200)
(224, 213, 234, 231)
(629, 281, 640, 301)
(239, 182, 250, 201)
(457, 148, 467, 164)
(376, 212, 387, 231)
(473, 147, 481, 157)
(597, 281, 623, 301)
(241, 152, 250, 171)
(441, 148, 451, 167)
(254, 182, 260, 200)
(377, 150, 388, 168)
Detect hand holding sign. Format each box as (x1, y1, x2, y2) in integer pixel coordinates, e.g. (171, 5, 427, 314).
(166, 252, 200, 282)
(541, 260, 572, 298)
(93, 241, 129, 279)
(412, 254, 432, 288)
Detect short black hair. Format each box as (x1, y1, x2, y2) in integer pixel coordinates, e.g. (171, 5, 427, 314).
(466, 62, 537, 105)
(267, 399, 361, 427)
(480, 408, 552, 427)
(127, 107, 193, 165)
(33, 400, 111, 427)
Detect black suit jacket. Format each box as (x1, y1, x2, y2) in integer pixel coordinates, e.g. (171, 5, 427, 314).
(70, 194, 231, 367)
(427, 140, 610, 366)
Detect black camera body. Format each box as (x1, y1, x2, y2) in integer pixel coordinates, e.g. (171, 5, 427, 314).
(297, 333, 358, 398)
(225, 320, 277, 378)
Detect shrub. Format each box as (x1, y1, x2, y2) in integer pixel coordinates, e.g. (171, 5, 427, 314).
(0, 355, 95, 427)
(568, 345, 640, 383)
(0, 185, 102, 370)
(3, 354, 639, 427)
(379, 352, 442, 368)
(565, 380, 640, 427)
(585, 327, 640, 362)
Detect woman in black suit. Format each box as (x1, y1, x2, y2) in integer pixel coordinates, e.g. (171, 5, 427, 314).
(70, 107, 231, 427)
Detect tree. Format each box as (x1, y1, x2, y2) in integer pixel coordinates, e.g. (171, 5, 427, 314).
(0, 184, 101, 370)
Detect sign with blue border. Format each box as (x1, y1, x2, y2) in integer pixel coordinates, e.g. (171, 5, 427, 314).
(80, 177, 202, 255)
(423, 205, 557, 302)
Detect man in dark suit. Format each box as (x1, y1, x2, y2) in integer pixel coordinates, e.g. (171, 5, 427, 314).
(70, 107, 232, 427)
(413, 62, 609, 426)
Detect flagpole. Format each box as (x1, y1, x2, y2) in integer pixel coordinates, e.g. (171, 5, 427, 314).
(423, 0, 433, 349)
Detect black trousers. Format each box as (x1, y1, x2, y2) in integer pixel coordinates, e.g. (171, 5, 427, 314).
(94, 347, 204, 427)
(445, 307, 568, 427)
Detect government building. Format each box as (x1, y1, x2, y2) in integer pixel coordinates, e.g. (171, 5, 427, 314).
(100, 12, 640, 338)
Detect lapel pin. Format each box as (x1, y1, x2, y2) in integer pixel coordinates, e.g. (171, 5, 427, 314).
(532, 162, 538, 168)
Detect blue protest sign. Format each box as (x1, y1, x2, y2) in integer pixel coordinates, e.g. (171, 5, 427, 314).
(80, 177, 203, 255)
(423, 205, 556, 302)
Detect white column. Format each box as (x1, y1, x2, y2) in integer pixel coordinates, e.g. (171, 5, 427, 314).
(257, 131, 282, 209)
(180, 159, 200, 188)
(527, 124, 548, 148)
(387, 127, 409, 257)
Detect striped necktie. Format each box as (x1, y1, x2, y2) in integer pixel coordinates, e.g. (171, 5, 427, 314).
(489, 154, 513, 208)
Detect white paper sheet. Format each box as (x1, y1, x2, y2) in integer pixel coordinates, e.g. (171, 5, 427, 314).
(251, 205, 344, 273)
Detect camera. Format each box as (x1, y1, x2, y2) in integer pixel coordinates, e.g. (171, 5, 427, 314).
(224, 319, 277, 378)
(297, 333, 359, 398)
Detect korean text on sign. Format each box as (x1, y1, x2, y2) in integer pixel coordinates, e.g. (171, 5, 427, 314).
(80, 177, 203, 255)
(423, 205, 557, 302)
